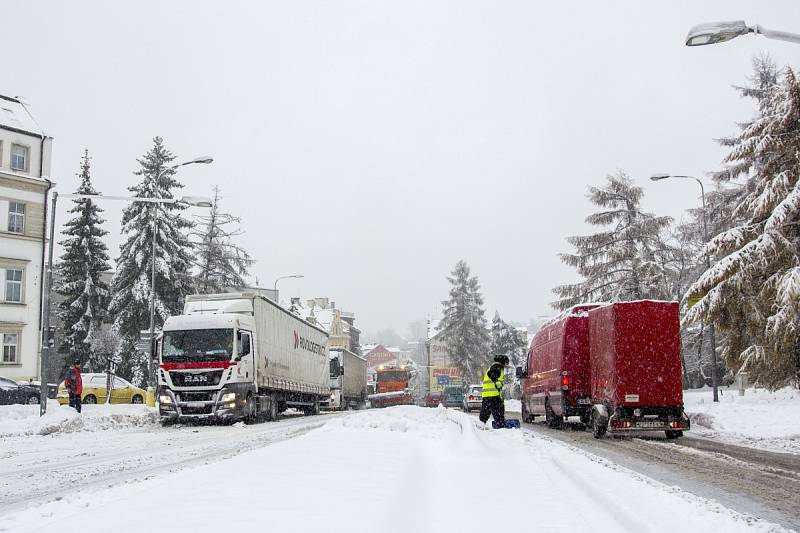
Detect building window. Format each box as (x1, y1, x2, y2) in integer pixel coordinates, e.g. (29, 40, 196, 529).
(11, 144, 28, 172)
(2, 333, 18, 363)
(8, 202, 25, 233)
(5, 269, 22, 302)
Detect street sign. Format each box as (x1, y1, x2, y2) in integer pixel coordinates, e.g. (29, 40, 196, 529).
(437, 375, 449, 385)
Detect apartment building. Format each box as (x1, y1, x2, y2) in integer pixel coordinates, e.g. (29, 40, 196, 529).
(0, 94, 53, 381)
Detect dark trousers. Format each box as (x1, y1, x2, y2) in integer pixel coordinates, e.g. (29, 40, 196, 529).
(69, 392, 82, 413)
(479, 396, 504, 424)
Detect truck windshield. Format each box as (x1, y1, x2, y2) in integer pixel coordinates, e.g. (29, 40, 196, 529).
(377, 371, 407, 382)
(162, 329, 233, 363)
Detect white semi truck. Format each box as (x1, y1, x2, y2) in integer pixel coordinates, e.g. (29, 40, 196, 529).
(326, 348, 367, 410)
(157, 292, 330, 423)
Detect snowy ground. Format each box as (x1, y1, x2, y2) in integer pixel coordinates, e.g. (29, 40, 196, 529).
(684, 387, 800, 454)
(504, 398, 521, 412)
(0, 406, 787, 533)
(0, 401, 157, 438)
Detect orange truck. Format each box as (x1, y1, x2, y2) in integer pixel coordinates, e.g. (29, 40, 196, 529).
(367, 366, 414, 408)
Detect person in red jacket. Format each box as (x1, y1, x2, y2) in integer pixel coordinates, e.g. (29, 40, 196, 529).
(64, 359, 83, 413)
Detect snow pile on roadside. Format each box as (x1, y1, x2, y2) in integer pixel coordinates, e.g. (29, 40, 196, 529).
(0, 402, 157, 438)
(505, 398, 521, 412)
(0, 405, 786, 533)
(684, 387, 800, 454)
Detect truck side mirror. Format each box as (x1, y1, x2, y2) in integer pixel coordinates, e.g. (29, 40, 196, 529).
(516, 366, 526, 379)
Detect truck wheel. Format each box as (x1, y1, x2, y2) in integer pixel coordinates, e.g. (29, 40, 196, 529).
(521, 402, 531, 423)
(267, 395, 278, 421)
(545, 403, 563, 429)
(243, 394, 256, 424)
(591, 411, 607, 439)
(665, 430, 683, 439)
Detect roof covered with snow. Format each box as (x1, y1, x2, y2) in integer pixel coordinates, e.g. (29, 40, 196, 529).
(0, 95, 46, 137)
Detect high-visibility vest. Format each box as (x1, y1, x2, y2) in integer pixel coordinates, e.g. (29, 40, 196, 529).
(482, 364, 504, 398)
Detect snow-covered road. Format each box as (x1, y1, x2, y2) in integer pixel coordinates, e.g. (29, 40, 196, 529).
(0, 411, 338, 514)
(0, 406, 788, 533)
(516, 414, 800, 531)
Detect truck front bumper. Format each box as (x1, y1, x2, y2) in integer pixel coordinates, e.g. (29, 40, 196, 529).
(158, 388, 245, 422)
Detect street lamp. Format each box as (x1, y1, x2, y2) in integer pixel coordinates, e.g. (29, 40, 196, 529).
(147, 158, 213, 399)
(650, 173, 719, 402)
(38, 168, 213, 415)
(686, 20, 800, 47)
(273, 275, 304, 303)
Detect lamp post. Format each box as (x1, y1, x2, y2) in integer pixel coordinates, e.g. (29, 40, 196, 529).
(273, 275, 304, 302)
(686, 20, 800, 47)
(39, 189, 212, 416)
(147, 158, 213, 400)
(651, 173, 719, 402)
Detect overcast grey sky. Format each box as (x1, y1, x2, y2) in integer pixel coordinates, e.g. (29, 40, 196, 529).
(3, 1, 799, 335)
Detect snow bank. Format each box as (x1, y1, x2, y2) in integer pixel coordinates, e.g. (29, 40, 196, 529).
(505, 398, 521, 412)
(0, 401, 157, 438)
(684, 387, 800, 454)
(0, 405, 785, 533)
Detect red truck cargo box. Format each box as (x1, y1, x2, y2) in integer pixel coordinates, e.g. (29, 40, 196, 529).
(589, 301, 682, 407)
(588, 301, 689, 438)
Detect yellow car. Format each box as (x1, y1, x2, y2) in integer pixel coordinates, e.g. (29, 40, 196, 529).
(57, 373, 146, 405)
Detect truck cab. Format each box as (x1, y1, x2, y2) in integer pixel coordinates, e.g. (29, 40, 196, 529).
(368, 366, 414, 408)
(158, 313, 256, 422)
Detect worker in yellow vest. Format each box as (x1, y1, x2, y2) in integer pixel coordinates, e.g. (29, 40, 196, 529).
(479, 355, 509, 425)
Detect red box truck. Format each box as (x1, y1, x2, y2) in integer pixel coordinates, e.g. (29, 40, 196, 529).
(517, 304, 599, 428)
(587, 301, 690, 439)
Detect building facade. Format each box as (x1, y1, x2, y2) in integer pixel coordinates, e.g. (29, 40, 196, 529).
(0, 95, 53, 381)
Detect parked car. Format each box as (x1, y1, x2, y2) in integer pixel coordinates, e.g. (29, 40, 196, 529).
(423, 391, 443, 408)
(0, 376, 40, 405)
(57, 373, 146, 405)
(461, 384, 482, 412)
(442, 385, 464, 408)
(19, 380, 59, 399)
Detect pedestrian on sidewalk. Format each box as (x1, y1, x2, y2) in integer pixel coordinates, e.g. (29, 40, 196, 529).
(479, 355, 509, 426)
(64, 358, 83, 413)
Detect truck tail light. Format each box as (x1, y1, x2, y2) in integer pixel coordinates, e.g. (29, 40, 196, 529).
(561, 372, 569, 390)
(670, 421, 685, 429)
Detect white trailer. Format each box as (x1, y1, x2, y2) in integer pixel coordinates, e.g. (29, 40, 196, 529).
(326, 348, 367, 410)
(157, 292, 330, 423)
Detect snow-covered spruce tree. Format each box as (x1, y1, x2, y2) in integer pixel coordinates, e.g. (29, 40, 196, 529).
(686, 67, 800, 388)
(669, 186, 742, 387)
(552, 171, 675, 311)
(192, 186, 254, 293)
(437, 261, 491, 383)
(54, 150, 111, 373)
(691, 55, 782, 385)
(108, 137, 194, 384)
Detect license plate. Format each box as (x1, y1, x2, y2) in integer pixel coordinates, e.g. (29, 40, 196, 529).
(625, 394, 640, 402)
(636, 421, 664, 428)
(577, 398, 591, 405)
(185, 401, 207, 408)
